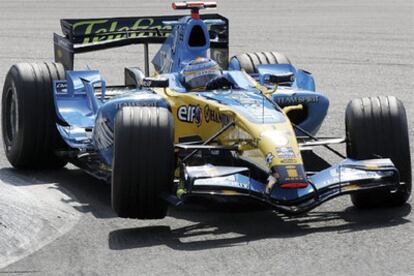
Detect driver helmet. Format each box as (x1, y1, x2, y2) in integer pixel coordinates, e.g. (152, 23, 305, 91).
(181, 57, 222, 91)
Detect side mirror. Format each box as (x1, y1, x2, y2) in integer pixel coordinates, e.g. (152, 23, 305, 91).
(124, 67, 145, 87)
(142, 77, 169, 88)
(262, 72, 295, 86)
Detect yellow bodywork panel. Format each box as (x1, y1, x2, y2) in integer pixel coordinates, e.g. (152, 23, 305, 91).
(154, 88, 304, 171)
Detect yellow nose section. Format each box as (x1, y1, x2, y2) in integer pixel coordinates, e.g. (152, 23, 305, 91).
(257, 122, 303, 169)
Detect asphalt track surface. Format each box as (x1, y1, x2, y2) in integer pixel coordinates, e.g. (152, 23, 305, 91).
(0, 0, 413, 275)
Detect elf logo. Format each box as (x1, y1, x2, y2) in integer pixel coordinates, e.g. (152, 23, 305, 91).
(177, 105, 202, 127)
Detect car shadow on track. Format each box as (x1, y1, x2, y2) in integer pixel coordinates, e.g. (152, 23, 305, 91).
(108, 200, 411, 251)
(0, 149, 333, 221)
(0, 167, 411, 251)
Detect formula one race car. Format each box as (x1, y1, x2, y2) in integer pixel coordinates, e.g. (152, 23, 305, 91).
(2, 2, 411, 219)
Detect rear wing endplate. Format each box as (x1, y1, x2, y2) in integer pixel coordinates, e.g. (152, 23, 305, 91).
(54, 14, 229, 73)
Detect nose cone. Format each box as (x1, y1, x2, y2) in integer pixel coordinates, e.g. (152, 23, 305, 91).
(268, 164, 312, 202)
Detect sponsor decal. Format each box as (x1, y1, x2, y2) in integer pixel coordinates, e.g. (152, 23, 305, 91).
(275, 95, 319, 105)
(194, 174, 250, 190)
(177, 105, 202, 127)
(265, 152, 274, 165)
(286, 166, 299, 178)
(72, 18, 173, 44)
(283, 165, 304, 181)
(329, 167, 390, 183)
(178, 26, 184, 41)
(271, 164, 307, 183)
(55, 82, 68, 94)
(204, 105, 230, 125)
(115, 101, 157, 109)
(280, 158, 298, 164)
(171, 25, 182, 55)
(276, 147, 296, 159)
(71, 17, 225, 44)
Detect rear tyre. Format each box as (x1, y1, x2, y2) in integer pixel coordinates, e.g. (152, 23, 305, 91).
(231, 51, 291, 74)
(346, 96, 411, 208)
(1, 62, 67, 169)
(111, 107, 175, 219)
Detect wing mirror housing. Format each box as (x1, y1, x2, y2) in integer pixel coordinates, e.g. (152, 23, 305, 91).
(142, 77, 170, 88)
(124, 68, 169, 88)
(262, 72, 295, 86)
(124, 67, 145, 87)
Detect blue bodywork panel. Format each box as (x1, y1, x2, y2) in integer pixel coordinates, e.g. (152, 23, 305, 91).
(272, 89, 329, 135)
(228, 62, 329, 135)
(53, 71, 169, 152)
(54, 70, 103, 128)
(152, 16, 210, 73)
(53, 70, 105, 148)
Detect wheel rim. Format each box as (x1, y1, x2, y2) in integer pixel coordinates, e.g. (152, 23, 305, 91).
(4, 87, 19, 146)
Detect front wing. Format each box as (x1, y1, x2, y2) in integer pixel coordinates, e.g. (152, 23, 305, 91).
(181, 158, 400, 214)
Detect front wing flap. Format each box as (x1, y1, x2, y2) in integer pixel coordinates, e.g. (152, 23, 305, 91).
(181, 158, 400, 214)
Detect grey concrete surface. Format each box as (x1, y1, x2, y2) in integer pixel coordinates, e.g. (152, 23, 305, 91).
(0, 0, 413, 275)
(0, 170, 81, 269)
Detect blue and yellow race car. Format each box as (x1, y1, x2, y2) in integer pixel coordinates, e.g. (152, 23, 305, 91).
(2, 2, 411, 219)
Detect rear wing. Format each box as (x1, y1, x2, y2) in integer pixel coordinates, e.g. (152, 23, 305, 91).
(54, 14, 229, 74)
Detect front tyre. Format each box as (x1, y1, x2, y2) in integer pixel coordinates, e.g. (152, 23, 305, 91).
(111, 106, 175, 219)
(346, 96, 411, 208)
(1, 63, 67, 169)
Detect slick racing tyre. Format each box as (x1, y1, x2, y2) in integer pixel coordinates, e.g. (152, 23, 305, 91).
(1, 62, 67, 169)
(112, 106, 175, 219)
(230, 51, 291, 74)
(346, 96, 411, 208)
